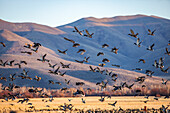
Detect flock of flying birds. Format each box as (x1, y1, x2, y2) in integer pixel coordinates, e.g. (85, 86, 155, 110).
(0, 26, 170, 111)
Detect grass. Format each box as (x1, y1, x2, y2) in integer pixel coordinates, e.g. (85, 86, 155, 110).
(0, 96, 169, 112)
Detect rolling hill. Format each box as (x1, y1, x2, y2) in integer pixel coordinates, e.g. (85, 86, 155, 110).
(0, 14, 169, 89)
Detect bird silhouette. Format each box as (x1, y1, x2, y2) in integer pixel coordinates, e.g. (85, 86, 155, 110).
(165, 48, 170, 55)
(108, 101, 117, 107)
(37, 54, 49, 62)
(84, 29, 94, 38)
(73, 43, 80, 47)
(102, 44, 109, 48)
(111, 47, 119, 54)
(0, 42, 6, 47)
(58, 49, 68, 54)
(77, 49, 86, 55)
(64, 37, 75, 43)
(97, 52, 104, 56)
(73, 26, 83, 35)
(147, 43, 155, 51)
(21, 51, 32, 55)
(148, 29, 156, 36)
(128, 29, 138, 38)
(134, 38, 143, 47)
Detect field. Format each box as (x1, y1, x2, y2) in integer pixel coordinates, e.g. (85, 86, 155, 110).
(0, 96, 169, 112)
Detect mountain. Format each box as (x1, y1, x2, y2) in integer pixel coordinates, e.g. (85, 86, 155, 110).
(0, 15, 169, 89)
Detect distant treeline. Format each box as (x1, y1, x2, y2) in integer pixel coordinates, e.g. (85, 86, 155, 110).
(0, 83, 169, 99)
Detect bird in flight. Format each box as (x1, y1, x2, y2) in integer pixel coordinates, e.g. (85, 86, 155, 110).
(0, 42, 6, 47)
(134, 38, 143, 47)
(58, 49, 68, 55)
(84, 29, 94, 38)
(147, 43, 155, 51)
(73, 26, 83, 36)
(128, 29, 138, 38)
(37, 54, 49, 62)
(148, 29, 156, 36)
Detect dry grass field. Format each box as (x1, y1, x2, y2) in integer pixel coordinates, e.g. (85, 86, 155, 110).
(0, 96, 169, 112)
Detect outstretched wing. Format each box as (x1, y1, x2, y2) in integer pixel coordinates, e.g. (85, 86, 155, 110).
(130, 29, 135, 35)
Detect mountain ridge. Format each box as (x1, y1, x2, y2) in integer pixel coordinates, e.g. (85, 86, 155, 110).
(0, 14, 169, 89)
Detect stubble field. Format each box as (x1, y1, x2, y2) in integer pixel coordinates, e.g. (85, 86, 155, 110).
(0, 96, 169, 112)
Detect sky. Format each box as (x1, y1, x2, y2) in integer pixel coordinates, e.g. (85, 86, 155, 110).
(0, 0, 170, 27)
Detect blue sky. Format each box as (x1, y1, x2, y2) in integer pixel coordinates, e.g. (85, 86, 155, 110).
(0, 0, 170, 27)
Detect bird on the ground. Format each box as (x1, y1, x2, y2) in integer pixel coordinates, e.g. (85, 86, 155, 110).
(84, 29, 94, 38)
(134, 38, 143, 47)
(60, 62, 71, 68)
(165, 48, 170, 55)
(143, 100, 149, 103)
(102, 44, 109, 48)
(72, 43, 80, 47)
(17, 98, 29, 104)
(73, 26, 83, 35)
(0, 42, 6, 47)
(57, 49, 68, 54)
(138, 59, 145, 63)
(97, 52, 104, 56)
(108, 101, 117, 107)
(63, 37, 75, 43)
(81, 98, 86, 104)
(77, 49, 86, 55)
(148, 29, 156, 36)
(147, 43, 155, 51)
(111, 47, 119, 54)
(37, 54, 49, 62)
(99, 96, 105, 102)
(68, 99, 72, 102)
(144, 95, 149, 99)
(128, 29, 138, 38)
